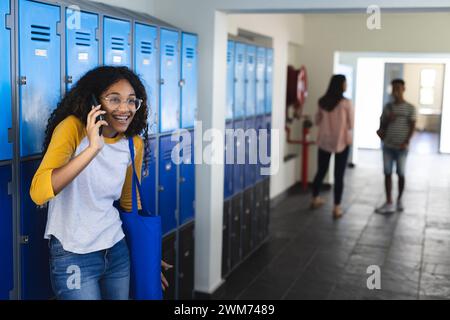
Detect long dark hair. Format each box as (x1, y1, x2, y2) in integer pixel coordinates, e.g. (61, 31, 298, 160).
(318, 74, 347, 111)
(43, 66, 150, 173)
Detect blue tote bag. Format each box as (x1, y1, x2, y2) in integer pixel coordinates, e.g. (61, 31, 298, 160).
(120, 137, 162, 300)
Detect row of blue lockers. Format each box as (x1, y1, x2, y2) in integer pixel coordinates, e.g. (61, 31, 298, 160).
(226, 40, 273, 121)
(0, 0, 198, 160)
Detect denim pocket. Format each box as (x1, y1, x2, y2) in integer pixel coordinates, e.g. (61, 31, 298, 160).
(49, 237, 74, 260)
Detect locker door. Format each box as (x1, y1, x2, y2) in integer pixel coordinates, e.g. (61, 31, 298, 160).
(234, 43, 245, 120)
(233, 120, 245, 193)
(265, 48, 273, 114)
(256, 47, 266, 116)
(254, 181, 264, 246)
(224, 121, 234, 199)
(222, 200, 231, 278)
(158, 135, 177, 235)
(230, 194, 242, 269)
(178, 222, 195, 299)
(179, 130, 195, 225)
(141, 137, 156, 216)
(244, 117, 256, 189)
(255, 116, 265, 183)
(263, 178, 270, 239)
(162, 233, 176, 300)
(242, 188, 253, 258)
(135, 23, 158, 134)
(226, 40, 235, 121)
(19, 0, 61, 157)
(66, 9, 98, 90)
(159, 28, 180, 133)
(0, 165, 13, 300)
(180, 33, 198, 129)
(245, 45, 256, 118)
(264, 115, 272, 173)
(103, 17, 130, 67)
(20, 160, 52, 300)
(0, 0, 12, 161)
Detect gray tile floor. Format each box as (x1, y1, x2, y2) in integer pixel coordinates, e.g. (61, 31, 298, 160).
(218, 132, 450, 300)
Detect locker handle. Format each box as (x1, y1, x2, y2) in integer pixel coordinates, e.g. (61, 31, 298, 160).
(184, 250, 190, 257)
(20, 76, 27, 86)
(20, 236, 29, 245)
(66, 76, 73, 84)
(8, 128, 13, 143)
(179, 79, 186, 87)
(158, 186, 165, 192)
(160, 79, 165, 85)
(180, 177, 186, 183)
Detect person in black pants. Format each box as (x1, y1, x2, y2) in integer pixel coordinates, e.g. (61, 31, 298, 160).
(310, 75, 354, 218)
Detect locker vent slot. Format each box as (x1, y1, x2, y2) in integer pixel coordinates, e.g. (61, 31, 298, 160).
(75, 31, 92, 47)
(111, 37, 125, 51)
(163, 147, 172, 160)
(165, 44, 175, 57)
(185, 47, 194, 59)
(141, 41, 152, 54)
(237, 54, 243, 63)
(248, 55, 254, 64)
(31, 25, 50, 42)
(227, 51, 232, 63)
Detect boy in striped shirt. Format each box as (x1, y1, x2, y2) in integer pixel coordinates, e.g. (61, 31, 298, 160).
(376, 79, 416, 214)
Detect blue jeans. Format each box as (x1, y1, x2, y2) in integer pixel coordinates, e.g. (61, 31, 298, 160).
(49, 236, 130, 300)
(383, 145, 408, 177)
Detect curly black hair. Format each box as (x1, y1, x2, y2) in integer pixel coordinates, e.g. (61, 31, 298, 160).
(42, 66, 151, 175)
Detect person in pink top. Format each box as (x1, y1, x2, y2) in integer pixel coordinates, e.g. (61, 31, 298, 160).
(310, 75, 354, 218)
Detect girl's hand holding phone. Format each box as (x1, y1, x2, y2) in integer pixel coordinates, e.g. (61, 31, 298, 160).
(87, 105, 108, 152)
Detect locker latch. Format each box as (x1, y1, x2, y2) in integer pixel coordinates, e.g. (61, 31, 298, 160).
(37, 203, 48, 210)
(159, 79, 165, 85)
(179, 177, 186, 183)
(19, 76, 27, 86)
(179, 79, 186, 87)
(158, 186, 164, 192)
(20, 236, 29, 245)
(66, 76, 73, 84)
(7, 182, 12, 196)
(6, 14, 13, 29)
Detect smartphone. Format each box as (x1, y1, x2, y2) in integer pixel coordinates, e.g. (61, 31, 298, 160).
(91, 94, 104, 136)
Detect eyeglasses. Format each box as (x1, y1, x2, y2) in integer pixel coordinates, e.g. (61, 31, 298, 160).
(101, 95, 143, 112)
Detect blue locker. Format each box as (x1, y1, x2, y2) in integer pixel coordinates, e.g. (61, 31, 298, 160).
(234, 42, 246, 120)
(233, 119, 245, 194)
(158, 135, 178, 235)
(224, 121, 234, 199)
(245, 45, 256, 118)
(19, 0, 61, 157)
(0, 0, 12, 161)
(66, 9, 98, 90)
(141, 137, 157, 216)
(226, 41, 235, 121)
(179, 130, 195, 225)
(244, 117, 256, 188)
(20, 160, 52, 300)
(255, 116, 266, 182)
(159, 28, 180, 133)
(135, 23, 158, 134)
(265, 48, 273, 114)
(0, 165, 13, 300)
(256, 47, 266, 116)
(181, 33, 198, 129)
(103, 17, 130, 67)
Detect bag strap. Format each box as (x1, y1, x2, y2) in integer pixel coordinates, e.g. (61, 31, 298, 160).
(128, 137, 153, 216)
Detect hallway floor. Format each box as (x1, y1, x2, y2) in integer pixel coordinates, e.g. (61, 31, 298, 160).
(218, 132, 450, 300)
